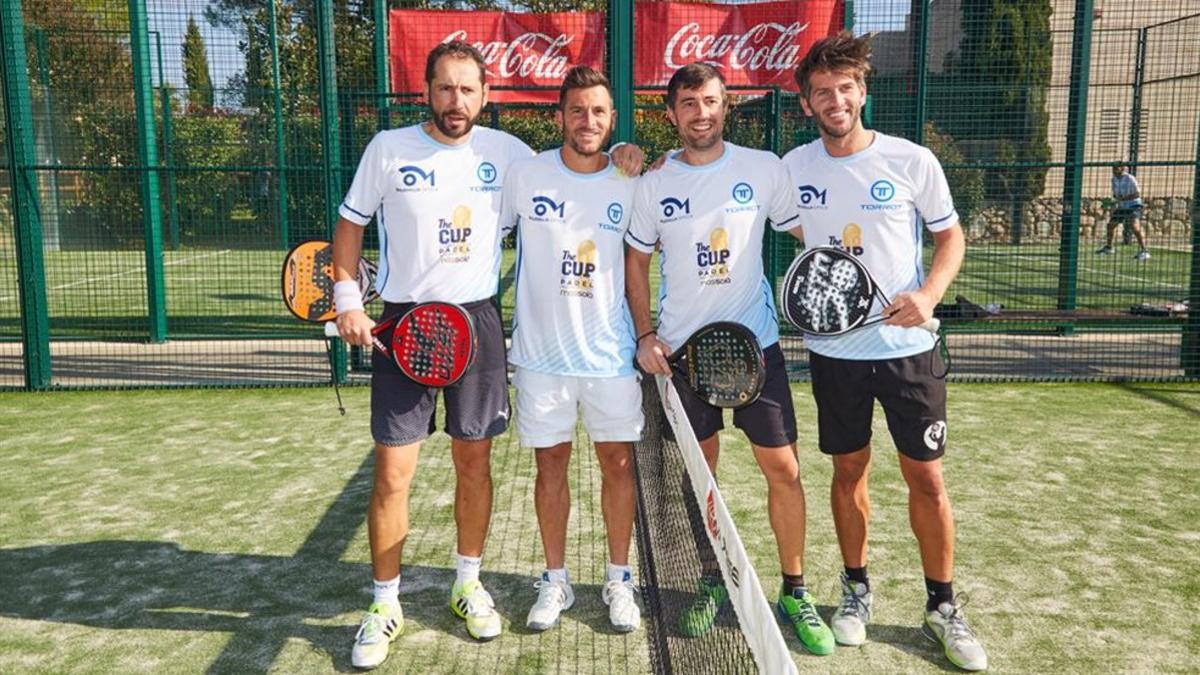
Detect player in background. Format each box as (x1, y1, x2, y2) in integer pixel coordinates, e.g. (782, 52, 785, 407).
(500, 65, 644, 635)
(624, 63, 836, 656)
(782, 32, 986, 671)
(1097, 162, 1150, 260)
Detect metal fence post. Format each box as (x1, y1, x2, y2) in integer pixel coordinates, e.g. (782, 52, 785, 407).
(316, 0, 347, 381)
(1183, 111, 1200, 377)
(155, 31, 180, 251)
(911, 0, 929, 144)
(1, 0, 51, 389)
(609, 0, 633, 143)
(374, 0, 390, 133)
(1057, 0, 1094, 313)
(268, 0, 289, 249)
(129, 0, 167, 342)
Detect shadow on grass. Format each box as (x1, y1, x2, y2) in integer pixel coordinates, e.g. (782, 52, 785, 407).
(867, 622, 963, 672)
(1117, 382, 1200, 417)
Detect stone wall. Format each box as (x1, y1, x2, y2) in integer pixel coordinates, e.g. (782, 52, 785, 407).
(962, 197, 1195, 244)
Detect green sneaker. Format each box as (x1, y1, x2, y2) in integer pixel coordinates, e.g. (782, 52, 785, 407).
(776, 585, 835, 655)
(678, 577, 729, 637)
(450, 579, 502, 641)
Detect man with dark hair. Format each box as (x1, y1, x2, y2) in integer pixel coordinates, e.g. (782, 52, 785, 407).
(331, 42, 642, 668)
(1098, 162, 1149, 260)
(501, 64, 644, 635)
(625, 62, 836, 656)
(783, 31, 987, 671)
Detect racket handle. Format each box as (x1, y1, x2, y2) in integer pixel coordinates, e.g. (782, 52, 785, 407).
(325, 320, 391, 357)
(324, 322, 340, 338)
(920, 317, 941, 334)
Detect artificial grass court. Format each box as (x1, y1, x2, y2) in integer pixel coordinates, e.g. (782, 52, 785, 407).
(1, 383, 1196, 673)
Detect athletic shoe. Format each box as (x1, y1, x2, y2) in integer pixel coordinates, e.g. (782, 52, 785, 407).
(450, 579, 503, 641)
(602, 575, 641, 633)
(1096, 245, 1113, 255)
(830, 574, 872, 646)
(1134, 249, 1151, 261)
(350, 601, 404, 670)
(922, 594, 988, 671)
(678, 577, 728, 637)
(526, 573, 574, 631)
(776, 585, 836, 655)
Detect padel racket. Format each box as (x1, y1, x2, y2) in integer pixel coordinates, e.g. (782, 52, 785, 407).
(780, 247, 940, 336)
(325, 302, 477, 387)
(665, 322, 766, 409)
(282, 239, 378, 322)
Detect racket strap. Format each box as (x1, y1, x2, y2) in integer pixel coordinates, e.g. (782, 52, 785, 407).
(326, 337, 347, 416)
(931, 333, 951, 380)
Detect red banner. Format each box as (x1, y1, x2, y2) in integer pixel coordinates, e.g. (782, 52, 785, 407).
(390, 1, 843, 103)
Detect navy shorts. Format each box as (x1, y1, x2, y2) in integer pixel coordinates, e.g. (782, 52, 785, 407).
(672, 343, 798, 448)
(370, 297, 510, 446)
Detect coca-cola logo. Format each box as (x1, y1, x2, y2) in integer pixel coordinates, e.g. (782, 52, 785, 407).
(443, 30, 575, 80)
(664, 21, 811, 72)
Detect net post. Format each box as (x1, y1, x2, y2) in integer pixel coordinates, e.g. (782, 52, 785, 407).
(129, 0, 168, 343)
(316, 0, 348, 382)
(1056, 0, 1095, 316)
(1, 0, 52, 389)
(609, 0, 634, 144)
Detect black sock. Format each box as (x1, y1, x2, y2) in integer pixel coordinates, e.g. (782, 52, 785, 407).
(845, 566, 869, 588)
(925, 578, 953, 612)
(782, 572, 806, 595)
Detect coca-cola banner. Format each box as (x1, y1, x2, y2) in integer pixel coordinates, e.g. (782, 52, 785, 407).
(637, 0, 844, 91)
(390, 10, 604, 103)
(390, 1, 843, 102)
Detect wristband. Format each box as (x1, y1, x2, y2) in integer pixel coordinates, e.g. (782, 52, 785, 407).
(636, 330, 656, 345)
(333, 280, 365, 315)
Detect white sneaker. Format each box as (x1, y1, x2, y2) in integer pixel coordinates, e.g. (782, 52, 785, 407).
(830, 574, 872, 646)
(602, 577, 641, 633)
(450, 579, 503, 641)
(1134, 249, 1151, 261)
(350, 601, 404, 670)
(525, 573, 575, 631)
(922, 594, 988, 671)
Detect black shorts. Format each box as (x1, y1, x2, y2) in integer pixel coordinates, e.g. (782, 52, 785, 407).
(673, 343, 797, 448)
(808, 349, 947, 461)
(1111, 205, 1143, 222)
(370, 298, 510, 446)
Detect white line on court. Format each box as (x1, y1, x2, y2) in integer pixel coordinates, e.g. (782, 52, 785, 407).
(0, 249, 232, 302)
(997, 253, 1186, 290)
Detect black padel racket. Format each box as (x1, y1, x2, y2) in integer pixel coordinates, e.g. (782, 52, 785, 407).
(282, 239, 378, 323)
(325, 302, 477, 387)
(780, 247, 939, 336)
(666, 322, 766, 409)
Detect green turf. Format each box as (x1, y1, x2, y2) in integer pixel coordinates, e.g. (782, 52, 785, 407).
(1, 382, 1196, 672)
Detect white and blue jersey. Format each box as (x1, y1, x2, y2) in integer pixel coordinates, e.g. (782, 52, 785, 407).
(781, 132, 958, 361)
(500, 149, 637, 377)
(1112, 173, 1142, 209)
(338, 124, 533, 304)
(625, 142, 800, 351)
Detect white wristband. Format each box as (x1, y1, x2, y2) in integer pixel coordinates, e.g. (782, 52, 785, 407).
(333, 280, 364, 315)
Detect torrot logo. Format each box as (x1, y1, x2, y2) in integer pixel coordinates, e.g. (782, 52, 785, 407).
(477, 161, 497, 184)
(397, 165, 435, 189)
(798, 184, 827, 207)
(870, 180, 895, 202)
(531, 195, 566, 219)
(731, 182, 754, 204)
(660, 196, 690, 219)
(607, 202, 623, 225)
(437, 205, 473, 262)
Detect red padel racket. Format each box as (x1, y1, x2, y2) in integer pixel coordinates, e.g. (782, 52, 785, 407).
(325, 302, 477, 387)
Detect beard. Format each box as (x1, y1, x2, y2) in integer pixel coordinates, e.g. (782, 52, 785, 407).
(561, 122, 613, 157)
(430, 105, 480, 139)
(680, 122, 723, 152)
(815, 106, 860, 139)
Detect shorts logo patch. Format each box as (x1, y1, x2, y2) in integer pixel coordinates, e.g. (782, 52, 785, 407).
(923, 420, 947, 451)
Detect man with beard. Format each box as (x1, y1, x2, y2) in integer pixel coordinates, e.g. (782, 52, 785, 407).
(330, 42, 644, 669)
(781, 33, 986, 671)
(624, 63, 836, 656)
(499, 65, 641, 635)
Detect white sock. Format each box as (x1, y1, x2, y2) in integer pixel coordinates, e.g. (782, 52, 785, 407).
(372, 575, 400, 606)
(607, 563, 632, 583)
(544, 567, 569, 584)
(455, 553, 482, 585)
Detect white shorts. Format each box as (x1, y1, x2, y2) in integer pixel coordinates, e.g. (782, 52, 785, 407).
(513, 368, 645, 447)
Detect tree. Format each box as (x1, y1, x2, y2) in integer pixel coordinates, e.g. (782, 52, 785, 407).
(183, 16, 214, 111)
(943, 0, 1052, 241)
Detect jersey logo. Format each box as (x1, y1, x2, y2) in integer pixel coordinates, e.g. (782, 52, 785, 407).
(870, 180, 895, 202)
(798, 184, 828, 209)
(696, 227, 731, 286)
(560, 240, 596, 298)
(397, 165, 435, 190)
(607, 202, 623, 224)
(531, 195, 566, 220)
(437, 205, 473, 263)
(477, 162, 497, 184)
(731, 182, 754, 204)
(660, 196, 691, 220)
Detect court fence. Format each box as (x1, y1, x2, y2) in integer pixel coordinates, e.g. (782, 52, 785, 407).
(1, 0, 1198, 389)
